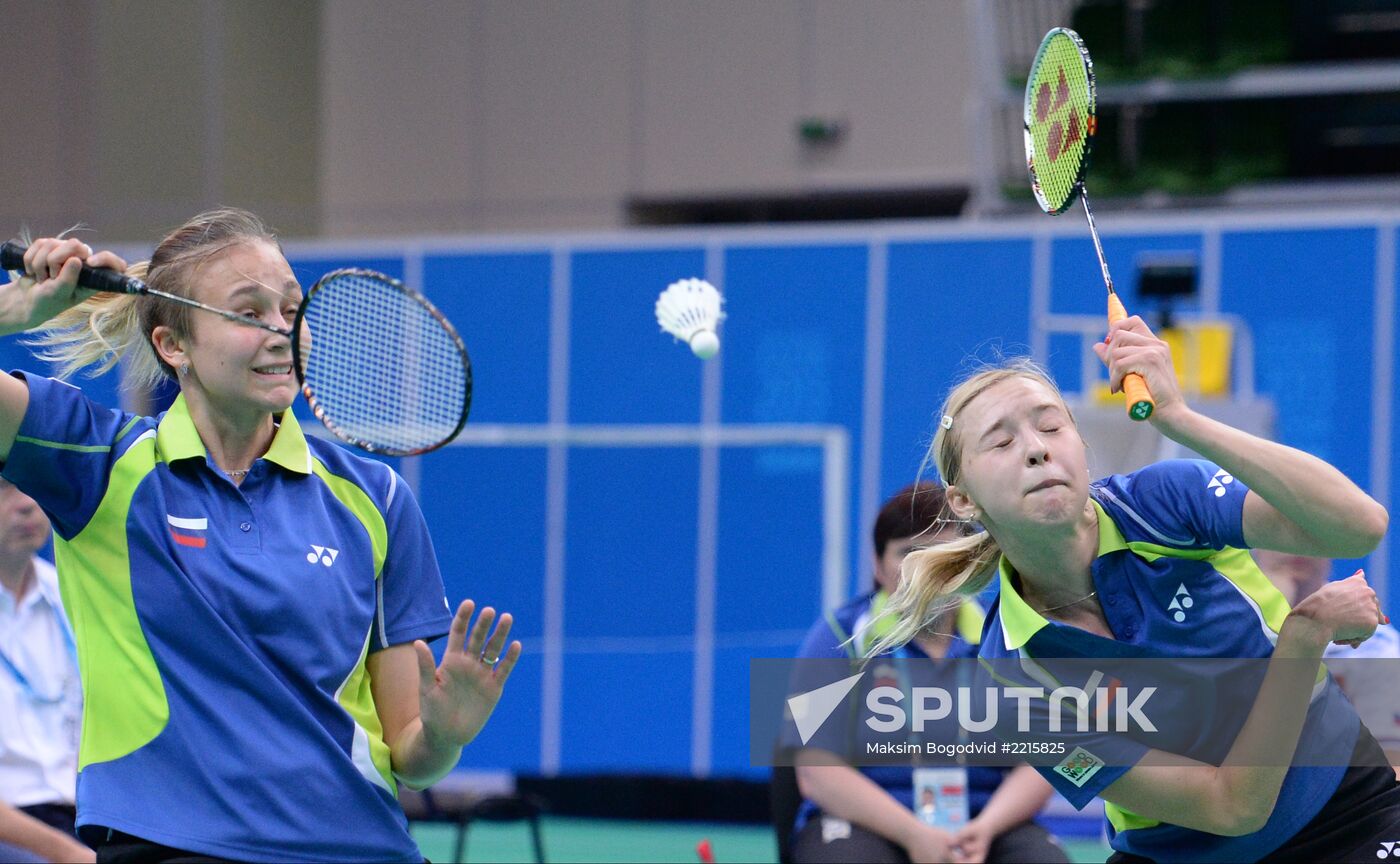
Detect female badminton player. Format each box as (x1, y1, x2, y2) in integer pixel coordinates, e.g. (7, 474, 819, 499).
(873, 315, 1394, 861)
(0, 211, 521, 863)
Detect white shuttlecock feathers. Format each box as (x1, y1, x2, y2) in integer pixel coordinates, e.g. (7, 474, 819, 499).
(655, 278, 725, 359)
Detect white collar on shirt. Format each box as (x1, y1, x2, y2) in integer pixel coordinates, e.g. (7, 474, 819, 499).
(0, 557, 62, 619)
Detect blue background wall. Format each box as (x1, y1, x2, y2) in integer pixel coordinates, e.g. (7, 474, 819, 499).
(6, 213, 1395, 779)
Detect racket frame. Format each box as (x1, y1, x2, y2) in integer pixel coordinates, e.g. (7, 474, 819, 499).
(1022, 28, 1155, 421)
(1023, 27, 1097, 217)
(292, 267, 473, 457)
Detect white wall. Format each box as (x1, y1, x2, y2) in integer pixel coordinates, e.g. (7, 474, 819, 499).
(1, 0, 977, 242)
(321, 0, 976, 235)
(0, 0, 319, 243)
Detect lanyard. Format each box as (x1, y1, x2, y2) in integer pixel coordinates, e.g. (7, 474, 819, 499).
(891, 642, 972, 766)
(0, 597, 78, 705)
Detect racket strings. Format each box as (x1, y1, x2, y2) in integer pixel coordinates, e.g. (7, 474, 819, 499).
(301, 272, 468, 454)
(1025, 32, 1094, 212)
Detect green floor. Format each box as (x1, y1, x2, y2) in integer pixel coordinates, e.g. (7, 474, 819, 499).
(412, 817, 1112, 863)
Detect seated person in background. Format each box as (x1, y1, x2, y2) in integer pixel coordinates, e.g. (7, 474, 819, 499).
(1256, 549, 1400, 778)
(789, 483, 1068, 864)
(0, 478, 92, 862)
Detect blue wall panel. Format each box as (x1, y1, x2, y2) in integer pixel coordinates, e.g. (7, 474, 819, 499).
(0, 334, 121, 411)
(425, 252, 551, 424)
(560, 651, 693, 772)
(1390, 226, 1399, 616)
(560, 446, 699, 771)
(569, 248, 708, 425)
(1046, 232, 1203, 391)
(882, 239, 1034, 493)
(719, 244, 868, 597)
(418, 444, 546, 772)
(1220, 227, 1378, 580)
(562, 447, 699, 640)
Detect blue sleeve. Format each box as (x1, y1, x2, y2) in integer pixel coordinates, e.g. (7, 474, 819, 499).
(369, 468, 453, 651)
(1033, 751, 1134, 810)
(1, 372, 140, 540)
(1097, 459, 1249, 550)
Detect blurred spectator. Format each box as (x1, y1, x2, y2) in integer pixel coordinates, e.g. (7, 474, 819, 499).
(1255, 549, 1400, 778)
(0, 478, 90, 862)
(787, 483, 1067, 863)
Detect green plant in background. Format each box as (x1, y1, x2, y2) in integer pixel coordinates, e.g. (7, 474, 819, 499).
(1070, 0, 1289, 80)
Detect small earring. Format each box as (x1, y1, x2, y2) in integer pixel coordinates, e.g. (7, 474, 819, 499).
(179, 362, 189, 377)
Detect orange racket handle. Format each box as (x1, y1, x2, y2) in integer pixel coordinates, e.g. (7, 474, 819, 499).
(1106, 293, 1155, 421)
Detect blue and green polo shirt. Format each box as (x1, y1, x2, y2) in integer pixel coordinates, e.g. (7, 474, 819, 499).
(2, 372, 453, 862)
(978, 459, 1361, 863)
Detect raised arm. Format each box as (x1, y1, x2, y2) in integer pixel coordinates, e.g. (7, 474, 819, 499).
(1096, 317, 1388, 557)
(0, 238, 127, 461)
(1098, 572, 1381, 835)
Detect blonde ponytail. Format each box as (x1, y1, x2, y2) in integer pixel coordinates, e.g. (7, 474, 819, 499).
(25, 261, 165, 389)
(867, 532, 1001, 657)
(864, 357, 1072, 658)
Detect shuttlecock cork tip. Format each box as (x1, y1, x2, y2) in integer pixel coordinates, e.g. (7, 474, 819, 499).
(689, 330, 720, 360)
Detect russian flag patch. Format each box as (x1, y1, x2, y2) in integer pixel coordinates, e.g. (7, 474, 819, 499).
(168, 514, 208, 548)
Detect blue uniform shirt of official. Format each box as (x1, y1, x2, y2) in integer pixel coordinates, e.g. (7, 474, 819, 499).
(791, 590, 1007, 835)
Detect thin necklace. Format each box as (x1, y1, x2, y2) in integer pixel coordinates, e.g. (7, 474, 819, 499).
(1032, 589, 1098, 615)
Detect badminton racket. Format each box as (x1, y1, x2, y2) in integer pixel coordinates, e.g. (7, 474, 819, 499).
(1023, 27, 1154, 421)
(2, 242, 472, 455)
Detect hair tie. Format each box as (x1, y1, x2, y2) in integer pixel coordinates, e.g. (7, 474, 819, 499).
(940, 414, 954, 430)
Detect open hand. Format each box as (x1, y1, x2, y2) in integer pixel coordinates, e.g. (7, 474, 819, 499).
(414, 599, 523, 749)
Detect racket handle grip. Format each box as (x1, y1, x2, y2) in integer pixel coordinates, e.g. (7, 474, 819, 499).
(1, 241, 144, 295)
(1106, 293, 1155, 421)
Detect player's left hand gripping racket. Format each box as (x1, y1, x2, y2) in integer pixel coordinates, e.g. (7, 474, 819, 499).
(1, 242, 472, 455)
(1023, 27, 1154, 421)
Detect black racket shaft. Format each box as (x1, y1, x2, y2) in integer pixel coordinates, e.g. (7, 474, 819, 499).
(6, 241, 472, 453)
(2, 240, 289, 336)
(2, 240, 143, 294)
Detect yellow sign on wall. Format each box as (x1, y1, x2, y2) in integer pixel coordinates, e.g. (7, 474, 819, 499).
(1095, 321, 1233, 402)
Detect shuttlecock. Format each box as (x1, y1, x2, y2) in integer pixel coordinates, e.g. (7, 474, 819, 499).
(655, 278, 725, 360)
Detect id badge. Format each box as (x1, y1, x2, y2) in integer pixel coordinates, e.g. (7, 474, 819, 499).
(912, 766, 969, 831)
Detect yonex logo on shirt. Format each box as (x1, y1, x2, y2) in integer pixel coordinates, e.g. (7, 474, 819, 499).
(1206, 469, 1234, 498)
(1168, 584, 1194, 623)
(306, 545, 339, 567)
(1378, 841, 1400, 857)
